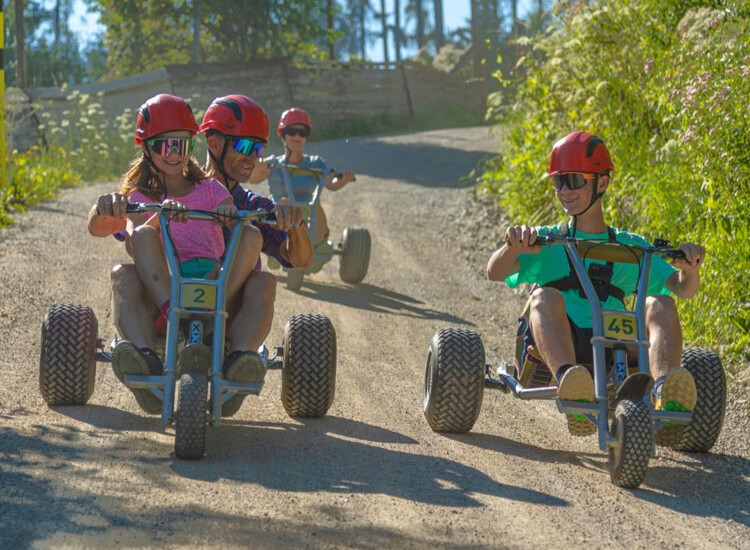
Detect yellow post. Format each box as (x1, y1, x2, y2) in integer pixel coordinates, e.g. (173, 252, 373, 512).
(0, 4, 5, 192)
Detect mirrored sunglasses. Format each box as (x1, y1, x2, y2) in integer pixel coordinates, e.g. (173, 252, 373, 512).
(229, 136, 265, 157)
(146, 137, 195, 157)
(551, 172, 596, 192)
(283, 127, 310, 138)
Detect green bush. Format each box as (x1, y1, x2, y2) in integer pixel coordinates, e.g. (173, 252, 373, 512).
(482, 0, 750, 365)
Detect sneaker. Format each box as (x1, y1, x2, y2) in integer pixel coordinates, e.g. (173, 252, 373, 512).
(654, 366, 697, 447)
(223, 350, 266, 383)
(112, 341, 163, 414)
(557, 365, 597, 437)
(220, 351, 266, 417)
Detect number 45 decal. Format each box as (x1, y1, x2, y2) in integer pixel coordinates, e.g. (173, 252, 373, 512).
(604, 314, 636, 340)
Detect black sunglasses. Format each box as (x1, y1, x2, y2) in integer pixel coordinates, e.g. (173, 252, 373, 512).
(551, 173, 596, 192)
(283, 127, 310, 138)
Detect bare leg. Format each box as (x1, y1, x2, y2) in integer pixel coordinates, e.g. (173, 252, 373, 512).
(313, 203, 329, 245)
(528, 287, 577, 378)
(226, 225, 263, 302)
(228, 271, 277, 352)
(645, 295, 683, 379)
(111, 264, 157, 349)
(131, 225, 171, 308)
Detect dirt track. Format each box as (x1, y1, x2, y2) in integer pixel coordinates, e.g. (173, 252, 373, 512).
(1, 127, 749, 549)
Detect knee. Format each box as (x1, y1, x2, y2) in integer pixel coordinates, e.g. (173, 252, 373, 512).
(530, 287, 565, 315)
(240, 225, 263, 252)
(111, 263, 143, 297)
(645, 295, 679, 324)
(130, 224, 158, 250)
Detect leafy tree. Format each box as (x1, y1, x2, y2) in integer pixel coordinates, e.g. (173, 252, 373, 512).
(4, 0, 91, 87)
(482, 0, 750, 362)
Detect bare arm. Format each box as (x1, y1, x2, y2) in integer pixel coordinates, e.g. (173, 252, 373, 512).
(324, 170, 355, 191)
(88, 192, 128, 237)
(487, 225, 541, 281)
(249, 158, 271, 184)
(665, 243, 705, 299)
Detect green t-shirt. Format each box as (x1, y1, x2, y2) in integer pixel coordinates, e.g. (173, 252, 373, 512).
(505, 225, 677, 328)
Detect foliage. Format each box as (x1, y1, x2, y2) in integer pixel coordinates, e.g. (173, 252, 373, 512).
(481, 0, 750, 363)
(87, 0, 338, 78)
(3, 0, 105, 86)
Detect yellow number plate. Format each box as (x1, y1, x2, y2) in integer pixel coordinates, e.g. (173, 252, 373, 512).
(181, 283, 217, 309)
(604, 313, 637, 340)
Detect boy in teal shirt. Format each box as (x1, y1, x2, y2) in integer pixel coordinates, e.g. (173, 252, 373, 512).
(487, 131, 705, 442)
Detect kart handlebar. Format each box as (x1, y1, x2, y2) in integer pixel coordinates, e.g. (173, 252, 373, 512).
(534, 233, 687, 262)
(125, 202, 278, 224)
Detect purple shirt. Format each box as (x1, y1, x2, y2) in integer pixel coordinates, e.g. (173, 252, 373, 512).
(227, 183, 292, 268)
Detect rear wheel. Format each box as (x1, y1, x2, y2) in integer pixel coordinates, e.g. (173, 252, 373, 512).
(282, 314, 336, 417)
(608, 399, 652, 488)
(339, 227, 370, 284)
(423, 329, 485, 433)
(39, 303, 98, 406)
(286, 268, 305, 291)
(175, 372, 208, 460)
(673, 348, 726, 452)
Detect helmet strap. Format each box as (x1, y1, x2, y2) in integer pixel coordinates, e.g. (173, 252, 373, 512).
(573, 174, 605, 219)
(208, 138, 240, 188)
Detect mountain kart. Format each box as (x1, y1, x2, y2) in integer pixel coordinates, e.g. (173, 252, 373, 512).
(265, 161, 370, 291)
(40, 204, 337, 460)
(422, 234, 725, 488)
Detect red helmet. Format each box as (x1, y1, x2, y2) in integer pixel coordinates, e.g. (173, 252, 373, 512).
(199, 94, 269, 142)
(134, 94, 199, 145)
(548, 131, 615, 176)
(277, 107, 312, 136)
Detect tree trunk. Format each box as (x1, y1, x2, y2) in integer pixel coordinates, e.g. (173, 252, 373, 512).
(359, 1, 366, 60)
(380, 0, 389, 64)
(394, 0, 401, 62)
(416, 0, 424, 48)
(433, 0, 444, 50)
(15, 0, 26, 88)
(192, 0, 201, 64)
(511, 0, 518, 37)
(327, 0, 335, 60)
(470, 0, 482, 79)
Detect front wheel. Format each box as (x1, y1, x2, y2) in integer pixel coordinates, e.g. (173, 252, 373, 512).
(672, 348, 726, 452)
(339, 227, 370, 284)
(39, 303, 98, 406)
(282, 314, 337, 417)
(175, 372, 208, 460)
(423, 329, 485, 433)
(608, 399, 652, 488)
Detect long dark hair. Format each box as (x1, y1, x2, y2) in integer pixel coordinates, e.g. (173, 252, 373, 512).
(119, 150, 206, 200)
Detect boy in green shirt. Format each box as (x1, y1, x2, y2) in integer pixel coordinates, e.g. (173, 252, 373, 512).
(487, 132, 705, 442)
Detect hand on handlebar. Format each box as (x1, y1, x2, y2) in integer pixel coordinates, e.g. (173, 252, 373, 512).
(272, 204, 305, 232)
(160, 199, 189, 222)
(672, 242, 705, 272)
(95, 192, 129, 219)
(213, 202, 238, 225)
(504, 225, 541, 254)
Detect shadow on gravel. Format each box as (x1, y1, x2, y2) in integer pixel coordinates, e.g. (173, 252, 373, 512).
(634, 452, 750, 526)
(291, 280, 474, 325)
(312, 138, 493, 188)
(1, 423, 480, 549)
(169, 416, 567, 508)
(53, 404, 163, 432)
(445, 432, 602, 468)
(0, 423, 166, 549)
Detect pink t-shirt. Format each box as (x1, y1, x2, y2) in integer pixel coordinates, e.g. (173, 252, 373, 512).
(130, 178, 231, 263)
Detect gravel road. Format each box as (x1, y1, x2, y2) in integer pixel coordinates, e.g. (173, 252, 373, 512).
(1, 126, 748, 549)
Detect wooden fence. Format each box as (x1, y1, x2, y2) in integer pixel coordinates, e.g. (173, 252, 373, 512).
(15, 58, 485, 149)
